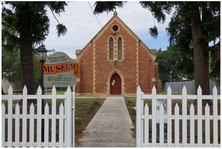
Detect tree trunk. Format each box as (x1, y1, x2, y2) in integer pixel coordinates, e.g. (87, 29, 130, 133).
(191, 7, 211, 104)
(20, 30, 37, 104)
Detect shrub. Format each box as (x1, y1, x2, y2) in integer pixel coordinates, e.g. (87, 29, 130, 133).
(93, 100, 100, 107)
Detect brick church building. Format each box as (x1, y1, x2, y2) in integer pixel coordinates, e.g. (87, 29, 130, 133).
(75, 11, 162, 96)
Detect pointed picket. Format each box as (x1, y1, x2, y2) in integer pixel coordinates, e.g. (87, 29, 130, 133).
(66, 86, 72, 147)
(152, 86, 157, 146)
(205, 104, 210, 146)
(2, 103, 5, 147)
(190, 103, 195, 146)
(213, 86, 218, 146)
(15, 103, 20, 147)
(8, 85, 13, 147)
(197, 86, 202, 147)
(144, 104, 149, 146)
(167, 86, 172, 147)
(72, 85, 76, 147)
(64, 92, 67, 144)
(182, 86, 187, 146)
(44, 103, 49, 147)
(174, 104, 179, 147)
(37, 86, 42, 146)
(59, 103, 64, 147)
(136, 86, 142, 147)
(159, 104, 164, 146)
(51, 86, 56, 147)
(30, 103, 34, 147)
(22, 86, 27, 146)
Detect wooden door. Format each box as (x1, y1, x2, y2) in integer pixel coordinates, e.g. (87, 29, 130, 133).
(110, 73, 121, 95)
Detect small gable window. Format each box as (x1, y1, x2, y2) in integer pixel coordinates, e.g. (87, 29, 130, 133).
(109, 37, 114, 60)
(118, 37, 122, 60)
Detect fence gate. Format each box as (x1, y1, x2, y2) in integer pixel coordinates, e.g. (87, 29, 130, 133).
(136, 85, 220, 147)
(2, 85, 75, 147)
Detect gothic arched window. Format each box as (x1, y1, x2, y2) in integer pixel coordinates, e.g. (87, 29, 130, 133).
(118, 37, 122, 60)
(109, 37, 114, 60)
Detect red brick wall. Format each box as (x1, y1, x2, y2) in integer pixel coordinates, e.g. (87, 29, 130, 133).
(75, 64, 81, 93)
(77, 43, 93, 93)
(139, 44, 153, 93)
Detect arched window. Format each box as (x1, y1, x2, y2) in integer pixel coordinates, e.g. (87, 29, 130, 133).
(118, 37, 122, 60)
(109, 37, 114, 60)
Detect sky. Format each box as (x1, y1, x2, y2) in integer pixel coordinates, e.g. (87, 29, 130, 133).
(44, 1, 173, 59)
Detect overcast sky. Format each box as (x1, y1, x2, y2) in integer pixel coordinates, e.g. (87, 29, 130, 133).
(44, 1, 173, 59)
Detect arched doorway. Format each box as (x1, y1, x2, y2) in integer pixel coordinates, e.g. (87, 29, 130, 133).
(110, 73, 121, 95)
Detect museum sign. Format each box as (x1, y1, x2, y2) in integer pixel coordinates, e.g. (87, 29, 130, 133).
(40, 52, 78, 87)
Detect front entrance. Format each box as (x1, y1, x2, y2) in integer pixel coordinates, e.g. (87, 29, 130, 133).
(110, 73, 121, 95)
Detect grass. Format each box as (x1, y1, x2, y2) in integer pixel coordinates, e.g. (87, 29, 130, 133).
(125, 91, 197, 106)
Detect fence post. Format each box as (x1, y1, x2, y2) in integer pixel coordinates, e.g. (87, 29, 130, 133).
(182, 86, 187, 147)
(136, 86, 142, 147)
(22, 86, 27, 147)
(151, 86, 157, 147)
(2, 103, 5, 147)
(51, 86, 56, 147)
(190, 103, 195, 146)
(8, 86, 13, 147)
(197, 86, 202, 147)
(72, 85, 75, 147)
(15, 103, 20, 147)
(44, 104, 49, 147)
(175, 104, 179, 147)
(167, 86, 172, 147)
(213, 86, 218, 147)
(205, 104, 210, 146)
(66, 86, 72, 147)
(37, 86, 42, 146)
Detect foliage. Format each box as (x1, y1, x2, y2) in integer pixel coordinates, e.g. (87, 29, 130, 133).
(56, 23, 67, 37)
(149, 26, 158, 39)
(156, 48, 194, 82)
(209, 42, 221, 86)
(2, 45, 21, 84)
(93, 1, 126, 14)
(2, 47, 41, 89)
(139, 1, 172, 24)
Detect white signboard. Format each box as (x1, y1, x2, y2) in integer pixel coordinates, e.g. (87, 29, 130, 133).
(41, 52, 78, 87)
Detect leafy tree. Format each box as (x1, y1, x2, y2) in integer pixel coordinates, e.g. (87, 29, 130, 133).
(156, 48, 194, 82)
(93, 1, 220, 96)
(167, 44, 195, 81)
(2, 2, 67, 103)
(140, 2, 220, 96)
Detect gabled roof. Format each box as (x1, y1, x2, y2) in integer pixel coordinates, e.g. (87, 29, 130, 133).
(76, 11, 156, 57)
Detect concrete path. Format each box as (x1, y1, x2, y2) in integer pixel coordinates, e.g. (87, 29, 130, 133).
(76, 96, 136, 147)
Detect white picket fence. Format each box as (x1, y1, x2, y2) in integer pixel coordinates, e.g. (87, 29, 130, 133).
(1, 85, 75, 147)
(136, 85, 221, 147)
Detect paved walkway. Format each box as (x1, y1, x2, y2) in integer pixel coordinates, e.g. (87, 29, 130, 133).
(76, 96, 136, 147)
